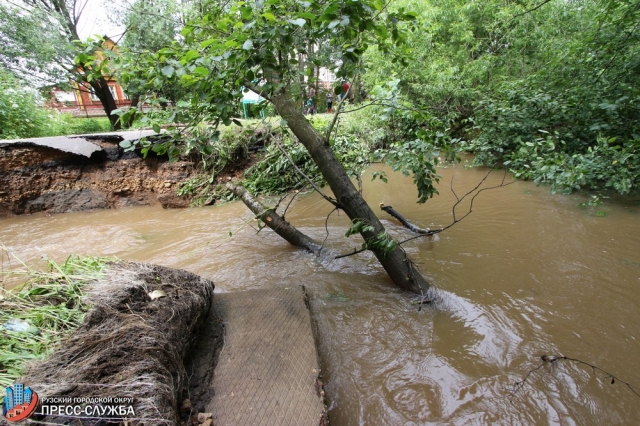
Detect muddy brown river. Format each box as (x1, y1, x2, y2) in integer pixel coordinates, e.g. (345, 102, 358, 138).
(2, 163, 639, 425)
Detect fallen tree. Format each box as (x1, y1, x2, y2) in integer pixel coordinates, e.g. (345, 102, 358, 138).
(113, 0, 518, 296)
(226, 182, 321, 254)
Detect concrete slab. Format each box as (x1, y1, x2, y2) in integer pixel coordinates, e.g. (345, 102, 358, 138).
(80, 129, 162, 141)
(208, 287, 326, 426)
(0, 136, 102, 157)
(0, 130, 164, 158)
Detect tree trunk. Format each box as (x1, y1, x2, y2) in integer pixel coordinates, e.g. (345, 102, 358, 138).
(88, 77, 121, 130)
(270, 91, 430, 295)
(227, 183, 321, 254)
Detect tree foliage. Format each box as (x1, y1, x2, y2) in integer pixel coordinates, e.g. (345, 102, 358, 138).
(0, 69, 53, 139)
(0, 0, 121, 128)
(364, 0, 640, 195)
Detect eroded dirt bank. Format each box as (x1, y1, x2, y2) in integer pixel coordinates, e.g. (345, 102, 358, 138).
(0, 135, 196, 217)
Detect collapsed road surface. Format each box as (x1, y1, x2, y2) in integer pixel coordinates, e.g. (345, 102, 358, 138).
(0, 131, 195, 216)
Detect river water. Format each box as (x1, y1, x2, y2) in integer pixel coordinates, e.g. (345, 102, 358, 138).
(2, 163, 639, 425)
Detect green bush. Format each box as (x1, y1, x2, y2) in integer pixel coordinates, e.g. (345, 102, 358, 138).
(464, 77, 640, 195)
(0, 70, 53, 139)
(0, 69, 113, 139)
(66, 117, 112, 135)
(242, 122, 371, 195)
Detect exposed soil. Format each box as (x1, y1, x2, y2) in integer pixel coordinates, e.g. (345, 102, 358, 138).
(0, 137, 195, 217)
(0, 130, 268, 217)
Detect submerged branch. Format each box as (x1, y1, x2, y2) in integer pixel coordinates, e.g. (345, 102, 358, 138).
(335, 167, 515, 259)
(226, 182, 321, 254)
(398, 167, 515, 246)
(508, 355, 640, 400)
(380, 204, 431, 234)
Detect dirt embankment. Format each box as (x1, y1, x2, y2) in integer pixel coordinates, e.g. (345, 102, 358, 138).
(0, 136, 197, 217)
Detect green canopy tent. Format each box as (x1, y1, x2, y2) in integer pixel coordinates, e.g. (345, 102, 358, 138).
(242, 88, 265, 119)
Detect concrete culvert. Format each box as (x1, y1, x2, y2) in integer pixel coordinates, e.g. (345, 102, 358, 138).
(20, 262, 216, 425)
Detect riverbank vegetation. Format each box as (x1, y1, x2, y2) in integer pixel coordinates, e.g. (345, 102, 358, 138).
(0, 253, 113, 398)
(0, 0, 636, 195)
(106, 0, 638, 197)
(0, 70, 112, 139)
(363, 0, 640, 195)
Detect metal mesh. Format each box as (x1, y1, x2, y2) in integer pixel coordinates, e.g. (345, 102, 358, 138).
(207, 287, 325, 426)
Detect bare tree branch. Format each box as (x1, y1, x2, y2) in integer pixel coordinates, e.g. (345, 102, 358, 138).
(335, 246, 368, 260)
(508, 355, 640, 400)
(281, 190, 301, 220)
(380, 204, 431, 234)
(335, 167, 515, 259)
(319, 207, 339, 254)
(397, 167, 515, 246)
(227, 182, 321, 254)
(508, 0, 555, 23)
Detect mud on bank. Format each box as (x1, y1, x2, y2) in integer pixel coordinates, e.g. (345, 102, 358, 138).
(0, 134, 196, 217)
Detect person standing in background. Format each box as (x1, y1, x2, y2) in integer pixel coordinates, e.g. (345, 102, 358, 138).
(307, 86, 316, 114)
(326, 92, 334, 113)
(342, 81, 350, 100)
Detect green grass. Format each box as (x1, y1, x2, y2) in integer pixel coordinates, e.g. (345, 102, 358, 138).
(64, 117, 113, 135)
(0, 253, 115, 399)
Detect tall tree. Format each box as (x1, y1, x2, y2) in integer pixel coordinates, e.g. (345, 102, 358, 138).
(0, 0, 121, 129)
(117, 0, 433, 294)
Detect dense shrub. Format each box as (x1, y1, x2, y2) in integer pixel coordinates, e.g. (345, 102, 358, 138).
(0, 70, 53, 139)
(0, 69, 113, 139)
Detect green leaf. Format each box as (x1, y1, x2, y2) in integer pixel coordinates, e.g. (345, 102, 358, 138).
(262, 12, 276, 21)
(298, 12, 316, 20)
(193, 66, 209, 77)
(328, 19, 340, 29)
(161, 65, 175, 77)
(200, 39, 217, 49)
(77, 53, 89, 64)
(185, 50, 201, 62)
(240, 7, 253, 20)
(153, 123, 161, 133)
(288, 18, 306, 27)
(242, 39, 254, 50)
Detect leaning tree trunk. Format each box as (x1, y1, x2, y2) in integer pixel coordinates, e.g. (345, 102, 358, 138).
(88, 76, 121, 130)
(227, 183, 321, 254)
(270, 91, 430, 295)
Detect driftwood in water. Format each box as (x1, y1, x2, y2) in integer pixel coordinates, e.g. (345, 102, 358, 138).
(380, 204, 431, 235)
(227, 183, 321, 254)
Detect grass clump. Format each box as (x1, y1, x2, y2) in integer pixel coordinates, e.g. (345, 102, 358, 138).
(0, 253, 114, 397)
